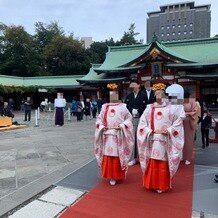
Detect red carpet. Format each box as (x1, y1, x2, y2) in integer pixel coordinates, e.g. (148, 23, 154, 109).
(60, 162, 194, 218)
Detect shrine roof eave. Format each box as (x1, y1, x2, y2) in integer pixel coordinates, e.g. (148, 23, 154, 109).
(186, 72, 218, 79)
(93, 65, 144, 74)
(167, 62, 218, 69)
(77, 77, 127, 84)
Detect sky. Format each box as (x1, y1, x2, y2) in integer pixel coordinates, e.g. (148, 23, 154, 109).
(0, 0, 217, 42)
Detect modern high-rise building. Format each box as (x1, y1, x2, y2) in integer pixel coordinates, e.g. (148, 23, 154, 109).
(146, 1, 211, 43)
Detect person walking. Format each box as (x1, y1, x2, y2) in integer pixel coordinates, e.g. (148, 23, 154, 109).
(8, 98, 14, 112)
(124, 80, 147, 166)
(94, 91, 134, 186)
(54, 93, 66, 126)
(71, 98, 77, 116)
(182, 91, 200, 165)
(91, 98, 98, 118)
(84, 98, 92, 120)
(200, 110, 212, 148)
(137, 83, 184, 193)
(76, 100, 83, 121)
(24, 97, 33, 121)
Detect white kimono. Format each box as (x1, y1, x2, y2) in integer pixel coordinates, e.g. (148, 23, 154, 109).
(94, 103, 134, 170)
(137, 102, 185, 184)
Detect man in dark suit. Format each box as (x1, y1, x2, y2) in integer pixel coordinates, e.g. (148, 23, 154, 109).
(24, 97, 33, 121)
(125, 81, 147, 166)
(142, 80, 156, 105)
(200, 111, 212, 148)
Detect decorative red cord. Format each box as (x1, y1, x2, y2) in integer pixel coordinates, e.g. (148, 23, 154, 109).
(150, 106, 155, 132)
(103, 104, 109, 128)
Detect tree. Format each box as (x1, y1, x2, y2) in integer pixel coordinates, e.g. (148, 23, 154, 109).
(85, 38, 116, 64)
(0, 24, 38, 76)
(33, 21, 65, 76)
(43, 35, 89, 75)
(117, 23, 140, 46)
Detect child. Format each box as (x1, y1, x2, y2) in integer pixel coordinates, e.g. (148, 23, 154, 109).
(200, 111, 212, 148)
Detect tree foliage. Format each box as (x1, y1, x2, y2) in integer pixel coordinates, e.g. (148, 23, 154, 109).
(43, 35, 88, 75)
(118, 23, 140, 46)
(0, 24, 37, 76)
(0, 22, 140, 77)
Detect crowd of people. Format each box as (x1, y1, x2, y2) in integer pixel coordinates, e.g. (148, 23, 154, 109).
(70, 96, 104, 122)
(94, 79, 217, 193)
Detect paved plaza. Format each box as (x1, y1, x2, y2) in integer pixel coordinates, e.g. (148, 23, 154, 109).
(0, 110, 95, 216)
(0, 110, 218, 217)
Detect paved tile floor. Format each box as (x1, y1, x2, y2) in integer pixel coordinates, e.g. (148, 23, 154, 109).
(0, 110, 95, 216)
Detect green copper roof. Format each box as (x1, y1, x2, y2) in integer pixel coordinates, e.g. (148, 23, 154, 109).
(94, 65, 145, 74)
(155, 41, 193, 62)
(0, 75, 83, 88)
(162, 37, 218, 64)
(77, 64, 127, 84)
(91, 37, 218, 74)
(97, 44, 152, 69)
(167, 62, 218, 69)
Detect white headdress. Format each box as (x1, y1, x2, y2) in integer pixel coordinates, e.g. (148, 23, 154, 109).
(165, 84, 184, 100)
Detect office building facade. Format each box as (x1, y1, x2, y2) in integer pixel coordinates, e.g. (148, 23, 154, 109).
(146, 2, 211, 43)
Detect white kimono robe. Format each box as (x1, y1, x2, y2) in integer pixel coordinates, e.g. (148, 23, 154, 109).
(94, 103, 134, 170)
(137, 102, 185, 185)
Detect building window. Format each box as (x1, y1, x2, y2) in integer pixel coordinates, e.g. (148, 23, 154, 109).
(184, 24, 187, 27)
(184, 31, 187, 35)
(190, 23, 193, 27)
(178, 32, 181, 35)
(172, 25, 175, 28)
(167, 33, 169, 36)
(161, 33, 164, 36)
(167, 26, 170, 29)
(161, 26, 164, 30)
(152, 62, 162, 76)
(190, 30, 193, 34)
(172, 32, 175, 36)
(178, 24, 181, 28)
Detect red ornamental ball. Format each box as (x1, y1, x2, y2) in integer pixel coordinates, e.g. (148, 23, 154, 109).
(157, 111, 162, 116)
(173, 130, 179, 137)
(139, 128, 144, 134)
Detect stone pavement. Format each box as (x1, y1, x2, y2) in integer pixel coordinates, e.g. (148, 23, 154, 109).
(1, 110, 218, 217)
(0, 110, 95, 217)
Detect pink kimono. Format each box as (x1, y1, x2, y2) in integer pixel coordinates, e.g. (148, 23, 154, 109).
(137, 102, 185, 188)
(94, 103, 134, 175)
(183, 100, 200, 162)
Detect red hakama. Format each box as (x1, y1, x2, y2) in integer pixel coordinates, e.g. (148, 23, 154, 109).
(102, 155, 125, 180)
(144, 159, 170, 192)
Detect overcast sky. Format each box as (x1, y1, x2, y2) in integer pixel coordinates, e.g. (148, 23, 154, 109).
(0, 0, 217, 42)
